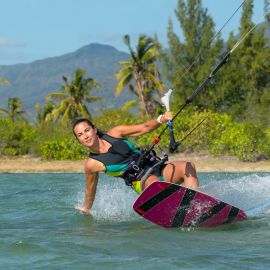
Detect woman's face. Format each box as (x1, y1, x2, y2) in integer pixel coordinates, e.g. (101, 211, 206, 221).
(73, 121, 98, 148)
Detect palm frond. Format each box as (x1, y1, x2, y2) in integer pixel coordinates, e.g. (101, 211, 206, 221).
(115, 73, 133, 96)
(144, 72, 165, 91)
(46, 92, 67, 101)
(124, 35, 136, 61)
(61, 107, 72, 126)
(50, 99, 70, 120)
(78, 102, 91, 118)
(84, 96, 102, 103)
(117, 61, 131, 66)
(121, 100, 139, 111)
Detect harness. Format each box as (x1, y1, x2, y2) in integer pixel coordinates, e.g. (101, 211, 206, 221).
(120, 148, 166, 187)
(89, 134, 166, 189)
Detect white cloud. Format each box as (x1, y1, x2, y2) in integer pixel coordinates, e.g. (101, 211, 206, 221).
(0, 38, 25, 47)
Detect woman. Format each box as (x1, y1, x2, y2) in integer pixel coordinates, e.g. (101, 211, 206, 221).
(73, 112, 199, 214)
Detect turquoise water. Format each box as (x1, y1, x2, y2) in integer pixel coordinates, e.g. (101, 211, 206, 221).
(1, 172, 270, 270)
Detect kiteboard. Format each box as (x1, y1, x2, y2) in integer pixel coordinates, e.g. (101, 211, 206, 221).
(133, 181, 247, 228)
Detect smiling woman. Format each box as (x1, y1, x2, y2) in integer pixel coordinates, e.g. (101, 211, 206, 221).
(73, 119, 103, 149)
(72, 115, 199, 215)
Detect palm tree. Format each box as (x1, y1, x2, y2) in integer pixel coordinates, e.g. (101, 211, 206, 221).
(0, 97, 26, 122)
(35, 101, 56, 128)
(46, 69, 101, 126)
(115, 35, 165, 116)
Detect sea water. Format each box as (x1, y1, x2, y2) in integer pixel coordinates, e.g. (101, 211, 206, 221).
(0, 172, 270, 270)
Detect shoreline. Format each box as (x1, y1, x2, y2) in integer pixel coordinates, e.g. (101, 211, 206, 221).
(0, 154, 269, 173)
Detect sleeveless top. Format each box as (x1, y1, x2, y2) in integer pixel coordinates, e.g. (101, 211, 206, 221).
(89, 134, 140, 177)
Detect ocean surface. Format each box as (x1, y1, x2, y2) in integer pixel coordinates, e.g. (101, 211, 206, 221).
(0, 172, 270, 270)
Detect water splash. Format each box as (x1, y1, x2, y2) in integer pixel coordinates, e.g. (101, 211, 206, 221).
(200, 173, 270, 214)
(76, 175, 138, 222)
(246, 199, 270, 216)
(76, 173, 270, 222)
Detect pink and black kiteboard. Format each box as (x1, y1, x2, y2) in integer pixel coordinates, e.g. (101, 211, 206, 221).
(133, 181, 247, 228)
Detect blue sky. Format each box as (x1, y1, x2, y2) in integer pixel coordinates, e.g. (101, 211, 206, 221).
(0, 0, 265, 65)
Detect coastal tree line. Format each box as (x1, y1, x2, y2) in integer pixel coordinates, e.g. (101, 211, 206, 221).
(0, 0, 270, 161)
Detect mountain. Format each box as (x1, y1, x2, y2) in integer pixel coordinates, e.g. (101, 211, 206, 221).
(0, 43, 134, 120)
(1, 22, 269, 121)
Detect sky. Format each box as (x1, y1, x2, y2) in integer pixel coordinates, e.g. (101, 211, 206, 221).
(0, 0, 266, 65)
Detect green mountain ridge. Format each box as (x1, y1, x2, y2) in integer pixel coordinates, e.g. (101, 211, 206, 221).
(0, 43, 134, 119)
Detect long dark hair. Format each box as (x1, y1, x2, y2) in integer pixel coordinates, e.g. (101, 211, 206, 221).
(72, 118, 103, 138)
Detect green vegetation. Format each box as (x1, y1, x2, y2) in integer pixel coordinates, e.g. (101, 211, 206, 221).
(0, 97, 26, 122)
(0, 0, 270, 162)
(0, 118, 37, 156)
(162, 0, 270, 126)
(0, 109, 269, 161)
(135, 110, 270, 161)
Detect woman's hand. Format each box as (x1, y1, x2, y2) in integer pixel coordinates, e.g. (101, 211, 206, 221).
(75, 205, 90, 215)
(158, 111, 173, 124)
(162, 111, 173, 123)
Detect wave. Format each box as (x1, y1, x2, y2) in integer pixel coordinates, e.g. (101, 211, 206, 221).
(200, 173, 270, 216)
(75, 173, 270, 222)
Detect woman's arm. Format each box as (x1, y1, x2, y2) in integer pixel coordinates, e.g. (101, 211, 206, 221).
(83, 171, 99, 213)
(108, 112, 173, 138)
(76, 159, 99, 215)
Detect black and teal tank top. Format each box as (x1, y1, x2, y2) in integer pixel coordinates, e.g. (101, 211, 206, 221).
(89, 134, 140, 177)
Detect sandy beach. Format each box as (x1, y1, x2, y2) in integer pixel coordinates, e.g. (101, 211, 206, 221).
(0, 153, 269, 173)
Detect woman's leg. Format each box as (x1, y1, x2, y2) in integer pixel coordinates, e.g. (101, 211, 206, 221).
(162, 161, 199, 189)
(142, 175, 160, 190)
